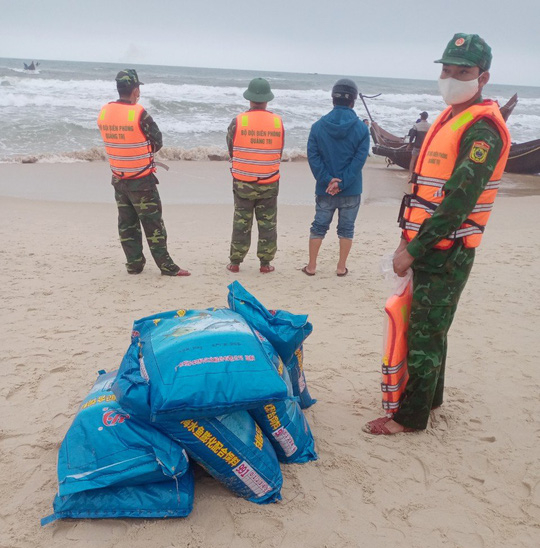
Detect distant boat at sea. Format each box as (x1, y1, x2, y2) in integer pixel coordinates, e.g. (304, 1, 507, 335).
(23, 61, 40, 72)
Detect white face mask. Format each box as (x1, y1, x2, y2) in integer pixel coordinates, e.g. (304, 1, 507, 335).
(438, 76, 479, 105)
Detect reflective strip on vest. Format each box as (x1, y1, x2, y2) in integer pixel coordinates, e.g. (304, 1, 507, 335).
(231, 168, 279, 178)
(471, 202, 494, 213)
(453, 226, 483, 238)
(233, 146, 283, 154)
(485, 180, 500, 190)
(97, 102, 155, 180)
(381, 374, 407, 393)
(383, 401, 401, 411)
(403, 221, 422, 231)
(106, 152, 153, 161)
(102, 140, 151, 149)
(382, 360, 406, 376)
(416, 175, 446, 188)
(402, 101, 511, 249)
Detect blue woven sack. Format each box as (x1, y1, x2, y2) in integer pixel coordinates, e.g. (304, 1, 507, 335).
(286, 345, 317, 409)
(249, 340, 317, 464)
(164, 411, 282, 504)
(112, 308, 288, 422)
(227, 281, 313, 366)
(42, 468, 194, 525)
(57, 370, 189, 497)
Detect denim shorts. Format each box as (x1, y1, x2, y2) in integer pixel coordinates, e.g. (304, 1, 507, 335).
(310, 194, 361, 239)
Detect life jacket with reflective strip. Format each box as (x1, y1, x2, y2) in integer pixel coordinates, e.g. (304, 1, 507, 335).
(97, 102, 155, 180)
(381, 279, 412, 414)
(400, 100, 511, 249)
(231, 110, 283, 184)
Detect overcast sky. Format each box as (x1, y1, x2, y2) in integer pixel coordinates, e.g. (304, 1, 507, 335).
(1, 0, 539, 86)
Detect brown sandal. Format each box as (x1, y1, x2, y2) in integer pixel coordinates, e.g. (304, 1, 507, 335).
(363, 417, 416, 435)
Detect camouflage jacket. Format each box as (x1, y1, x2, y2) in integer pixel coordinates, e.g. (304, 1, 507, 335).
(111, 100, 163, 190)
(406, 107, 504, 268)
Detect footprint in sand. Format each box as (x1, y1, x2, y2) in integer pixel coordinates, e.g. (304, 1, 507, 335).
(479, 436, 496, 443)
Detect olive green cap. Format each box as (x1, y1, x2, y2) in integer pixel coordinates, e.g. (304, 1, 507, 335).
(243, 78, 274, 103)
(435, 33, 492, 71)
(115, 69, 144, 89)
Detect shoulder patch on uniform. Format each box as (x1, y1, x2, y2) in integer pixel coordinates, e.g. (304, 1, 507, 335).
(469, 140, 490, 164)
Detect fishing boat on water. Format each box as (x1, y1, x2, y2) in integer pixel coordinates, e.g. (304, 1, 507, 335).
(23, 61, 40, 72)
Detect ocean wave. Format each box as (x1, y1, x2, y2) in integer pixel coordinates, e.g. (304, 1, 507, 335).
(8, 68, 41, 75)
(0, 78, 330, 109)
(2, 68, 539, 158)
(0, 146, 308, 164)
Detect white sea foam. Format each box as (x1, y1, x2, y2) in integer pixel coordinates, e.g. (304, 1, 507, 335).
(0, 146, 308, 164)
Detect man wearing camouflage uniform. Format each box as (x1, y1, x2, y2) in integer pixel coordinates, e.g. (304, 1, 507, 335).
(98, 69, 189, 276)
(364, 34, 511, 434)
(226, 78, 284, 273)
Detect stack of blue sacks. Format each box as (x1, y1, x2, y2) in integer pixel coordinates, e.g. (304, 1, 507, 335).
(43, 282, 317, 524)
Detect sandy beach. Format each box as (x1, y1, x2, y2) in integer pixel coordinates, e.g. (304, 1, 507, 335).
(1, 157, 539, 548)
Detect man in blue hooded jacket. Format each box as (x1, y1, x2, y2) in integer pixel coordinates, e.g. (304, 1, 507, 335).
(303, 79, 370, 276)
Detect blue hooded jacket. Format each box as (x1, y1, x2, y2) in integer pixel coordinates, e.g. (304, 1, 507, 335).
(307, 106, 370, 196)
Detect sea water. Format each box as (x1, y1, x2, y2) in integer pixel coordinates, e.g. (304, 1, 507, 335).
(1, 57, 539, 163)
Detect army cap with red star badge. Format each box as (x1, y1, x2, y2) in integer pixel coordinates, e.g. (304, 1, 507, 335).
(435, 33, 492, 72)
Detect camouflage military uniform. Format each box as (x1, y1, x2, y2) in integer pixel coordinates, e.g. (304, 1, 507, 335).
(226, 112, 283, 266)
(110, 101, 179, 275)
(393, 109, 503, 430)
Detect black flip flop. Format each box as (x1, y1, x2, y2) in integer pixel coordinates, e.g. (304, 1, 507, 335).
(337, 268, 348, 277)
(301, 266, 316, 276)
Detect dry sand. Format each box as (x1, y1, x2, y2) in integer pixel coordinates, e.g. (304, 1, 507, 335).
(1, 158, 539, 548)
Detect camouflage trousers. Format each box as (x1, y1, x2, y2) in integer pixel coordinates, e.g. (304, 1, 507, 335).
(229, 180, 278, 265)
(114, 182, 178, 275)
(393, 246, 475, 430)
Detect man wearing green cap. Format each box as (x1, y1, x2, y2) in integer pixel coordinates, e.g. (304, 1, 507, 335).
(364, 34, 511, 435)
(226, 78, 284, 273)
(97, 69, 190, 276)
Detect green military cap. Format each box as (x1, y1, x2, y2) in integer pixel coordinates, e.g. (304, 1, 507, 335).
(243, 78, 274, 103)
(115, 69, 144, 89)
(435, 33, 492, 72)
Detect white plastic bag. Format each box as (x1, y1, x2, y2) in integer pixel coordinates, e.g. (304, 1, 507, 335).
(380, 253, 413, 296)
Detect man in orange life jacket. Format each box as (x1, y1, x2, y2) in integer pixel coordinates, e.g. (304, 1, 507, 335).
(364, 34, 511, 434)
(97, 69, 189, 276)
(226, 78, 284, 273)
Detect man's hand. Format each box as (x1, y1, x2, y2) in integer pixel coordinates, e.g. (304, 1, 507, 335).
(394, 237, 408, 256)
(393, 247, 414, 277)
(326, 178, 342, 196)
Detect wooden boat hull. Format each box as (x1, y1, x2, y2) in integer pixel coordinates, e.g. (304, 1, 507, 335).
(505, 139, 540, 174)
(372, 144, 412, 170)
(373, 141, 540, 175)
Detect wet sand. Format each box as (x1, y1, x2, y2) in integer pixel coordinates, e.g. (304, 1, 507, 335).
(0, 156, 537, 206)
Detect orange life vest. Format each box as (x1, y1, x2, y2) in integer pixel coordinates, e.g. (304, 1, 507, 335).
(231, 110, 284, 184)
(400, 100, 511, 249)
(97, 102, 156, 180)
(381, 279, 412, 414)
